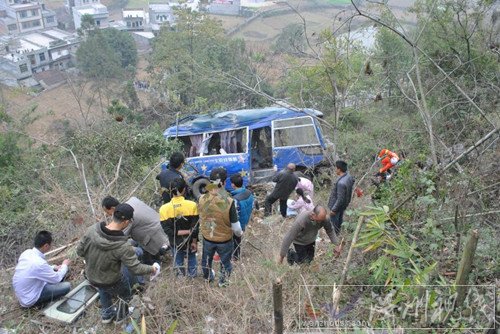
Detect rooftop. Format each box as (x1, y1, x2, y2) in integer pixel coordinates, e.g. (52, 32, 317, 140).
(149, 3, 173, 11)
(42, 29, 72, 40)
(10, 3, 39, 9)
(23, 32, 55, 48)
(133, 31, 155, 39)
(75, 3, 108, 15)
(123, 9, 145, 18)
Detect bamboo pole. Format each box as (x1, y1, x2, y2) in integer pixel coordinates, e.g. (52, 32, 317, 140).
(273, 278, 283, 334)
(332, 216, 365, 308)
(455, 229, 479, 308)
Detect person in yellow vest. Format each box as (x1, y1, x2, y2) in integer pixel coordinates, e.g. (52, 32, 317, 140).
(159, 178, 199, 278)
(199, 167, 242, 287)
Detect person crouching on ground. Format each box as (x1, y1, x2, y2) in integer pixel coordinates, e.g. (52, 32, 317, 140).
(12, 231, 71, 307)
(229, 173, 254, 261)
(77, 204, 160, 324)
(159, 178, 199, 278)
(199, 167, 243, 287)
(101, 196, 169, 265)
(278, 205, 339, 265)
(287, 188, 314, 216)
(265, 163, 299, 218)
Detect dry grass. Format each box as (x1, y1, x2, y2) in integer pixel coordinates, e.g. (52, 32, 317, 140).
(0, 187, 360, 333)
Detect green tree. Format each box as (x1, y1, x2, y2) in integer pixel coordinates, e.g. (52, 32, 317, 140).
(100, 28, 138, 69)
(151, 9, 268, 111)
(77, 14, 96, 36)
(77, 33, 123, 79)
(273, 23, 305, 55)
(76, 28, 137, 80)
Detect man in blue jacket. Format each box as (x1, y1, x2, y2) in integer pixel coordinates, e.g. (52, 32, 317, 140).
(230, 173, 254, 260)
(328, 160, 355, 234)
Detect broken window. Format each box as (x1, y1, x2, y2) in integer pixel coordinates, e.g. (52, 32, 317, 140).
(177, 128, 247, 157)
(273, 117, 320, 147)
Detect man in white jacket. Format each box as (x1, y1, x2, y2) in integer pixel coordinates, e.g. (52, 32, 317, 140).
(12, 231, 71, 307)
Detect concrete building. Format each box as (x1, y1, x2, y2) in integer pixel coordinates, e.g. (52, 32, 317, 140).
(0, 28, 80, 85)
(0, 0, 58, 34)
(64, 0, 100, 14)
(148, 3, 176, 28)
(208, 0, 240, 15)
(72, 3, 108, 29)
(148, 1, 199, 29)
(123, 8, 146, 31)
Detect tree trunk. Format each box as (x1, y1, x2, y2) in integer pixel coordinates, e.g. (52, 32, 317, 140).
(273, 278, 283, 334)
(413, 47, 438, 166)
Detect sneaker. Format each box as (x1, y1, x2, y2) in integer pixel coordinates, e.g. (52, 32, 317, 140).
(218, 281, 229, 288)
(101, 314, 115, 324)
(205, 269, 215, 282)
(213, 253, 220, 262)
(101, 306, 117, 324)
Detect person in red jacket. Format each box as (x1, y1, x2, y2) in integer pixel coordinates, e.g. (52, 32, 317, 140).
(378, 149, 399, 175)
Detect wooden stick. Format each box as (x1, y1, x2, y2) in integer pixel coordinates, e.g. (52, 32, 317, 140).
(452, 205, 461, 259)
(273, 278, 283, 334)
(80, 163, 95, 218)
(45, 238, 79, 257)
(332, 216, 365, 308)
(455, 229, 479, 308)
(439, 210, 500, 221)
(443, 128, 499, 172)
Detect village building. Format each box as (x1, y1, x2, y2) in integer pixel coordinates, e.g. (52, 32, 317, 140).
(0, 0, 57, 35)
(0, 28, 79, 86)
(122, 8, 146, 31)
(72, 2, 108, 29)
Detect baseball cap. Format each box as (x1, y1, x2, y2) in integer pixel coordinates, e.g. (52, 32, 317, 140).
(113, 203, 134, 221)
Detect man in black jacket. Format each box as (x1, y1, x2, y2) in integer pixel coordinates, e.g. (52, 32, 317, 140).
(156, 152, 185, 204)
(328, 160, 355, 234)
(265, 163, 298, 217)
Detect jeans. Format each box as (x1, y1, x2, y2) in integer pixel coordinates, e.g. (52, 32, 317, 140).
(35, 282, 71, 305)
(202, 239, 233, 284)
(330, 209, 345, 234)
(97, 274, 132, 320)
(172, 247, 197, 278)
(264, 195, 287, 217)
(287, 242, 315, 265)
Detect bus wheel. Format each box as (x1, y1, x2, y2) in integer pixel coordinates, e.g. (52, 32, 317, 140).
(192, 178, 210, 199)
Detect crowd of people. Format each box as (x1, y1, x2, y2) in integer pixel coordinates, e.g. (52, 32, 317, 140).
(11, 152, 357, 325)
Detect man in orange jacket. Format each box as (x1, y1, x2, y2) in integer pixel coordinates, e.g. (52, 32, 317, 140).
(378, 149, 399, 175)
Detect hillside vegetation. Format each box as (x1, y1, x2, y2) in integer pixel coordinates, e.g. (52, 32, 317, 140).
(0, 0, 498, 332)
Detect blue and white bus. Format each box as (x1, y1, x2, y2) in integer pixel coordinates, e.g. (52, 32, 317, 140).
(163, 107, 331, 196)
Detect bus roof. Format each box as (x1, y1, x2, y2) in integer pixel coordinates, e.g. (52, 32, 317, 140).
(163, 107, 323, 137)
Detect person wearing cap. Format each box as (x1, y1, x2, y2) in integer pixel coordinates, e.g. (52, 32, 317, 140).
(12, 231, 71, 307)
(77, 203, 160, 324)
(101, 196, 169, 265)
(265, 163, 299, 218)
(199, 167, 242, 287)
